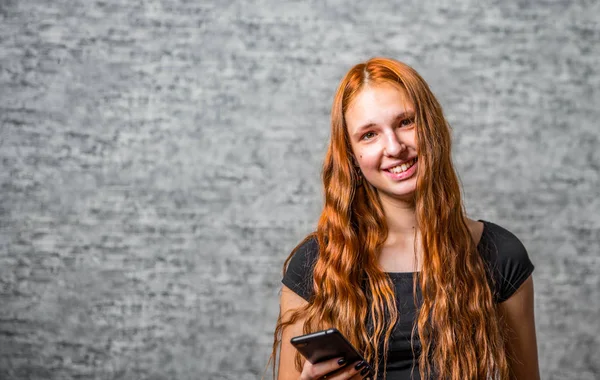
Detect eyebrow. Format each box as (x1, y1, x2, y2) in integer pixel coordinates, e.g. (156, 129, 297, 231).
(352, 111, 415, 137)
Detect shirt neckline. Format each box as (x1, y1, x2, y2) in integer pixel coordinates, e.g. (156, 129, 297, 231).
(386, 219, 489, 277)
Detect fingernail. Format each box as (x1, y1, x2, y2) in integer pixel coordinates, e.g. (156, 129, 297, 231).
(338, 358, 346, 366)
(360, 367, 369, 376)
(355, 361, 365, 370)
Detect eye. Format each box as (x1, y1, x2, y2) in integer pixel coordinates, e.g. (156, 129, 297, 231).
(361, 131, 376, 140)
(399, 117, 415, 128)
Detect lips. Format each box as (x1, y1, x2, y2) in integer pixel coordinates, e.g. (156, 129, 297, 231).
(380, 157, 419, 182)
(384, 157, 418, 174)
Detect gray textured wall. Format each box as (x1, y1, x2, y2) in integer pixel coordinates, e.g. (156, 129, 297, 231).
(0, 1, 599, 379)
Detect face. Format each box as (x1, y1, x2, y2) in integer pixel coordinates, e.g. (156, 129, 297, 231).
(345, 82, 418, 202)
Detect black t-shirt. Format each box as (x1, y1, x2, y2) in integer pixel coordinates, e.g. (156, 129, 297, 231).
(281, 220, 535, 380)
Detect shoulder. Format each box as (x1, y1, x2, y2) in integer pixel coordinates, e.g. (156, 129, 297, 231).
(281, 235, 320, 302)
(285, 235, 319, 274)
(478, 220, 535, 303)
(479, 220, 528, 254)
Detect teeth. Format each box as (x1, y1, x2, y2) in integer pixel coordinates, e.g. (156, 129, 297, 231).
(388, 158, 416, 174)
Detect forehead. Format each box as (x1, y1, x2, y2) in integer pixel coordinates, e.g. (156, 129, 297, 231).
(344, 82, 414, 131)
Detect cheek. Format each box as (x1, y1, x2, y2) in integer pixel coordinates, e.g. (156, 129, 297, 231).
(356, 149, 380, 170)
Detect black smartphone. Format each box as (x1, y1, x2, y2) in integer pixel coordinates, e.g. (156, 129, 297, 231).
(290, 328, 373, 374)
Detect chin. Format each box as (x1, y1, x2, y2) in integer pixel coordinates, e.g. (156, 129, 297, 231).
(385, 182, 417, 197)
(392, 192, 416, 201)
(375, 187, 417, 202)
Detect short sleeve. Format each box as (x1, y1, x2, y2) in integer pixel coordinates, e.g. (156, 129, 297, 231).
(478, 221, 535, 303)
(281, 236, 319, 302)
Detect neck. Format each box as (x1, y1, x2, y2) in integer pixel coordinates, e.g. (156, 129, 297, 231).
(379, 193, 418, 237)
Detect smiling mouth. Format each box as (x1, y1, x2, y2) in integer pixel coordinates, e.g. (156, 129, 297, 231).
(385, 157, 418, 174)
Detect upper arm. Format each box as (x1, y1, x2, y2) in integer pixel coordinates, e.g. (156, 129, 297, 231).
(277, 285, 309, 380)
(498, 274, 540, 380)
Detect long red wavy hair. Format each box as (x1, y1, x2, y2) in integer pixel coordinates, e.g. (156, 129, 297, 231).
(270, 58, 509, 379)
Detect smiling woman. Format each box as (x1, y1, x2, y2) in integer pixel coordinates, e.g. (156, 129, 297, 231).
(345, 83, 419, 202)
(270, 58, 539, 380)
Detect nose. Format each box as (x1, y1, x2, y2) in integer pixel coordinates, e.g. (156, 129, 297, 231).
(383, 130, 406, 157)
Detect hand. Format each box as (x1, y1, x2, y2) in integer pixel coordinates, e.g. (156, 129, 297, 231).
(299, 357, 372, 380)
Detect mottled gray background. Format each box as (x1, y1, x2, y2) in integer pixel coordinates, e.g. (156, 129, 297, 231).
(0, 0, 599, 379)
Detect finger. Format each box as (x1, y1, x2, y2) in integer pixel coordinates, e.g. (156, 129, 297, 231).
(344, 361, 373, 380)
(324, 360, 372, 380)
(300, 357, 348, 380)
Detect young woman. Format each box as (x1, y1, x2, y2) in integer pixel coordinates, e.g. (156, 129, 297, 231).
(271, 58, 540, 380)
